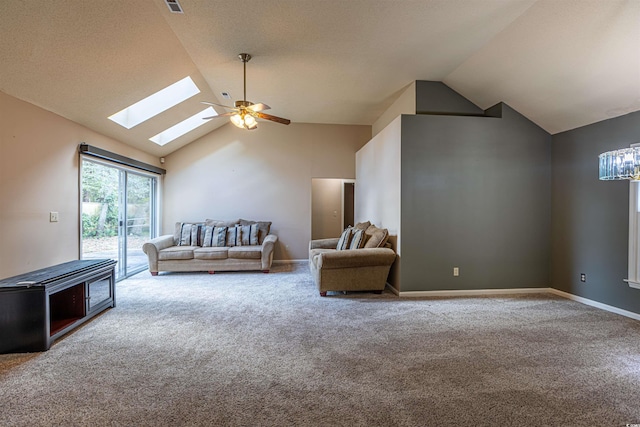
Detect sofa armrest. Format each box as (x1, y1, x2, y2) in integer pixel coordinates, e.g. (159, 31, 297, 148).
(310, 238, 340, 251)
(261, 234, 278, 270)
(142, 235, 175, 273)
(316, 247, 396, 270)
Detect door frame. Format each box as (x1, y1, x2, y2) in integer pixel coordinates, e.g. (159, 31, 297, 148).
(341, 179, 356, 230)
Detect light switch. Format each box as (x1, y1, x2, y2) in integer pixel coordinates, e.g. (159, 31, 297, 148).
(50, 212, 59, 222)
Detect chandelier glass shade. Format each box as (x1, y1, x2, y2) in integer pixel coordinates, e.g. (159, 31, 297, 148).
(599, 147, 640, 180)
(230, 112, 257, 130)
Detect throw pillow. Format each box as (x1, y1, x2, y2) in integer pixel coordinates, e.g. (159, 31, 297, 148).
(205, 219, 240, 228)
(178, 222, 205, 246)
(354, 221, 371, 231)
(226, 225, 240, 247)
(239, 219, 272, 244)
(212, 226, 227, 247)
(363, 225, 389, 248)
(336, 227, 354, 250)
(239, 223, 259, 246)
(349, 228, 366, 249)
(191, 224, 206, 246)
(202, 226, 227, 247)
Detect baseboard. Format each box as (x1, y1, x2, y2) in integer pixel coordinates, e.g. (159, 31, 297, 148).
(385, 283, 400, 296)
(548, 288, 640, 322)
(392, 286, 640, 321)
(273, 259, 307, 265)
(397, 287, 552, 298)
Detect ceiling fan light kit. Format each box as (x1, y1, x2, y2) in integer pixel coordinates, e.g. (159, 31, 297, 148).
(202, 53, 290, 131)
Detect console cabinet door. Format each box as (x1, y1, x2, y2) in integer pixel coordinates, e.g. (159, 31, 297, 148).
(87, 274, 113, 313)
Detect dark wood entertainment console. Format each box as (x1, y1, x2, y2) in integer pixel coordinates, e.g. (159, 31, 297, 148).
(0, 259, 116, 353)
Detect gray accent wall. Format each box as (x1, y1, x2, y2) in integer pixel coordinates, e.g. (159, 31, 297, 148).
(551, 111, 640, 314)
(400, 104, 551, 291)
(415, 81, 484, 116)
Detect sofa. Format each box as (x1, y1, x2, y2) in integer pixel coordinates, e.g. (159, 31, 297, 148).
(142, 219, 277, 275)
(309, 222, 396, 296)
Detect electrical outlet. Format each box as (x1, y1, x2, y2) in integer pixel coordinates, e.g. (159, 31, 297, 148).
(453, 267, 459, 277)
(49, 212, 59, 222)
(580, 273, 586, 282)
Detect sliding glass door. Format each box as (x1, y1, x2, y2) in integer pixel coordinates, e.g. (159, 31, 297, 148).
(125, 172, 156, 275)
(81, 158, 158, 280)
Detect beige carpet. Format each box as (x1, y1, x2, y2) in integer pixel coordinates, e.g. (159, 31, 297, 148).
(1, 263, 640, 426)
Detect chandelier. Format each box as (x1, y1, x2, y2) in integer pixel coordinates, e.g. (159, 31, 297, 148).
(229, 104, 258, 130)
(598, 147, 640, 180)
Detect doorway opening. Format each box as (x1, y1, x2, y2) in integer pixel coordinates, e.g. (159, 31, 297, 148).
(311, 178, 355, 240)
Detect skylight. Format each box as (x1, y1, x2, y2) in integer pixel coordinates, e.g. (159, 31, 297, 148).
(149, 107, 217, 146)
(108, 76, 200, 129)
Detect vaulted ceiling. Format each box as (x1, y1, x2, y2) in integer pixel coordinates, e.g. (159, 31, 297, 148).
(1, 0, 638, 157)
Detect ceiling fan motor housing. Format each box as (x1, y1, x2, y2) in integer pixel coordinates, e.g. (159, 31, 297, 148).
(235, 100, 254, 108)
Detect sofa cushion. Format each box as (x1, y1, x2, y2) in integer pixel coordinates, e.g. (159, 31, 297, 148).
(349, 228, 366, 249)
(364, 225, 389, 248)
(239, 219, 271, 244)
(202, 226, 227, 247)
(158, 246, 196, 260)
(228, 246, 262, 260)
(205, 219, 239, 228)
(336, 227, 353, 250)
(193, 247, 229, 260)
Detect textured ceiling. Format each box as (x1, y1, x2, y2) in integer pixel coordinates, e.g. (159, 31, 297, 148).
(1, 0, 638, 157)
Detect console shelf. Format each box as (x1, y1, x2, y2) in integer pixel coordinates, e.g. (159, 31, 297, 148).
(0, 259, 116, 353)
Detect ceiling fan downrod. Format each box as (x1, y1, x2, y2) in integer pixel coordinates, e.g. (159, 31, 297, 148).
(239, 53, 251, 102)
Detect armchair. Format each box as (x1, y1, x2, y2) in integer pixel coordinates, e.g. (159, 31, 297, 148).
(309, 236, 396, 296)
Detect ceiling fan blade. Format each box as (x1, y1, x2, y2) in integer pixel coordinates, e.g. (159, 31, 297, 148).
(201, 101, 236, 110)
(202, 111, 236, 120)
(247, 103, 271, 112)
(255, 112, 291, 125)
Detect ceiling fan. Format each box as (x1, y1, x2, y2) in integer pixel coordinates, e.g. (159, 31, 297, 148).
(202, 53, 290, 130)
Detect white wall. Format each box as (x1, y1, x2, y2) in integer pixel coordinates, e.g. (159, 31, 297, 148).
(0, 91, 161, 278)
(355, 115, 402, 288)
(371, 82, 415, 138)
(163, 122, 370, 260)
(355, 115, 401, 246)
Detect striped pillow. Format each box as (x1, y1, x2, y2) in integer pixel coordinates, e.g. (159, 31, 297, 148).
(239, 219, 271, 244)
(226, 225, 240, 247)
(336, 227, 353, 250)
(239, 223, 259, 246)
(179, 223, 205, 246)
(349, 228, 366, 249)
(202, 226, 227, 247)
